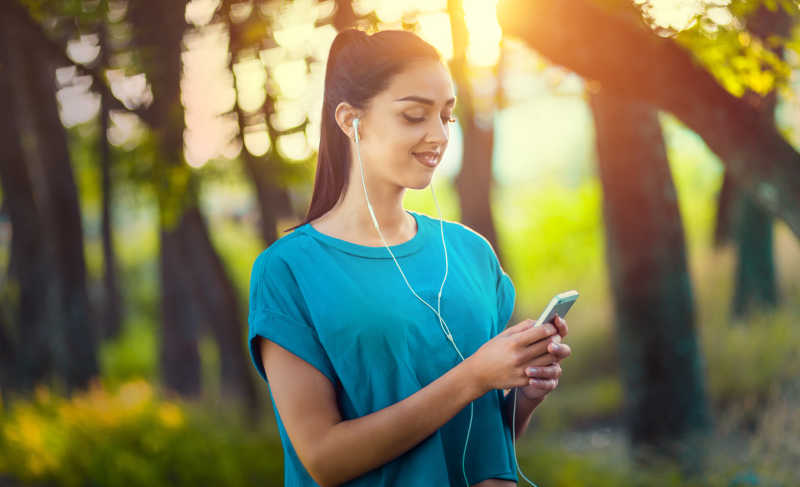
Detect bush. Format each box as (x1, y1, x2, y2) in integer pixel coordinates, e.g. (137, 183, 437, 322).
(0, 378, 283, 487)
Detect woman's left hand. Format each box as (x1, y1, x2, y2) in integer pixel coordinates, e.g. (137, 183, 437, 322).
(518, 314, 571, 401)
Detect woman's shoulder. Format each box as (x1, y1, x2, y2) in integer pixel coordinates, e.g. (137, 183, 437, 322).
(251, 227, 314, 275)
(418, 212, 498, 259)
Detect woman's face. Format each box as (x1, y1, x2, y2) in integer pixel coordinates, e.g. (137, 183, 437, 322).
(347, 59, 456, 191)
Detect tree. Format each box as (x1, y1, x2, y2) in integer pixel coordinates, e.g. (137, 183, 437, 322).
(589, 90, 711, 474)
(714, 3, 793, 320)
(127, 0, 257, 411)
(0, 0, 98, 395)
(220, 0, 297, 244)
(497, 0, 800, 240)
(448, 0, 504, 258)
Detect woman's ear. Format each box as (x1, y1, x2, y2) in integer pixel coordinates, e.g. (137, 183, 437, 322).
(334, 102, 359, 140)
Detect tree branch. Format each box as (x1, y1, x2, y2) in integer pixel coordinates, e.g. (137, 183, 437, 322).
(498, 0, 800, 238)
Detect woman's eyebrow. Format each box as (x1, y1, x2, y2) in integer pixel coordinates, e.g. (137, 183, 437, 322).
(395, 95, 456, 106)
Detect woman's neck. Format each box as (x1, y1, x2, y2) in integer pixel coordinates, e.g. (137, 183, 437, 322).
(309, 188, 416, 246)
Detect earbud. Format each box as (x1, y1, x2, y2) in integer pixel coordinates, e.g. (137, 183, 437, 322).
(353, 117, 359, 140)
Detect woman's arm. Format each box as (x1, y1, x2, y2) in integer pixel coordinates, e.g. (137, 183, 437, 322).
(501, 388, 544, 439)
(260, 319, 558, 486)
(260, 337, 486, 487)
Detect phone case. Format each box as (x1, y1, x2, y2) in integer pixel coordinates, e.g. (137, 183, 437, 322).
(534, 290, 579, 326)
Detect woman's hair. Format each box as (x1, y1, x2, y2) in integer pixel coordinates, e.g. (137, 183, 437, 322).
(282, 29, 443, 233)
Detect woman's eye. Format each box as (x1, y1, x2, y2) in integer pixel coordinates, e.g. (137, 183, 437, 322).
(404, 114, 425, 123)
(403, 114, 457, 124)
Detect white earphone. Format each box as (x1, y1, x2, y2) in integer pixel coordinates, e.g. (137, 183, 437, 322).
(352, 117, 537, 487)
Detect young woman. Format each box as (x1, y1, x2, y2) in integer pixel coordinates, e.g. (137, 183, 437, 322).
(248, 28, 572, 487)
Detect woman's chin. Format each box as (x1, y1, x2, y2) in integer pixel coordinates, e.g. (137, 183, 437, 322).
(407, 173, 434, 190)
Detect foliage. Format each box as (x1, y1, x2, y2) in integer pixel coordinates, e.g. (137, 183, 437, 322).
(676, 22, 792, 98)
(0, 379, 284, 487)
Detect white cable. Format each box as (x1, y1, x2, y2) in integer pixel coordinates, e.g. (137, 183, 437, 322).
(512, 387, 539, 487)
(353, 119, 538, 487)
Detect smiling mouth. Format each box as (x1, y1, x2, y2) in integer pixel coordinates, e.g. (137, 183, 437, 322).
(412, 152, 440, 167)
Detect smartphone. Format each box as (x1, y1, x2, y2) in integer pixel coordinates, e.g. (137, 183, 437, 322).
(534, 290, 579, 327)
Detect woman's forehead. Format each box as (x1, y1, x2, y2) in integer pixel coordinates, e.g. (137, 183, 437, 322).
(382, 62, 455, 106)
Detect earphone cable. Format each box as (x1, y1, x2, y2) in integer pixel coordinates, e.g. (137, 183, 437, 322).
(353, 119, 537, 487)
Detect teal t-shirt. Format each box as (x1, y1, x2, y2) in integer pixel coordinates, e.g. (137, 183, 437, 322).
(248, 209, 518, 486)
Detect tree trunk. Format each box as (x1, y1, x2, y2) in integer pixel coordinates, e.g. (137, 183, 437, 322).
(158, 215, 204, 397)
(128, 0, 258, 412)
(97, 14, 124, 340)
(2, 1, 98, 394)
(223, 0, 292, 244)
(239, 147, 281, 243)
(0, 17, 52, 394)
(723, 4, 790, 320)
(448, 0, 502, 260)
(589, 90, 711, 475)
(731, 193, 779, 318)
(181, 207, 258, 403)
(333, 0, 357, 31)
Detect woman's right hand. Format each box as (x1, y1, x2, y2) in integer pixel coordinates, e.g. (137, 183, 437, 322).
(466, 319, 561, 394)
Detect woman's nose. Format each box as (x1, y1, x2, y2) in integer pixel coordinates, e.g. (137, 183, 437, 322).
(427, 118, 449, 144)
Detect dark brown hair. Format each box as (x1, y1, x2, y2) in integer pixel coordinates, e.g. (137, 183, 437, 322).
(282, 29, 442, 233)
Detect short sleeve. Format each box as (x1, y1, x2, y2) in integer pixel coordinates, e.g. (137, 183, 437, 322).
(247, 249, 337, 387)
(480, 237, 516, 335)
(496, 267, 516, 331)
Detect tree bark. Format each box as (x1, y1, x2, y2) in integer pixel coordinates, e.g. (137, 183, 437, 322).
(2, 1, 98, 394)
(128, 0, 258, 411)
(180, 207, 258, 403)
(448, 0, 502, 259)
(127, 0, 204, 399)
(723, 4, 790, 319)
(589, 90, 711, 475)
(97, 13, 124, 340)
(333, 0, 358, 31)
(158, 214, 204, 398)
(0, 17, 52, 394)
(731, 192, 779, 318)
(223, 0, 292, 244)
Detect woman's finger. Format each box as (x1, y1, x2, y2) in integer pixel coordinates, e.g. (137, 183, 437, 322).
(514, 322, 557, 347)
(548, 341, 571, 360)
(525, 363, 562, 379)
(526, 352, 559, 367)
(520, 333, 561, 363)
(527, 378, 558, 390)
(553, 315, 568, 337)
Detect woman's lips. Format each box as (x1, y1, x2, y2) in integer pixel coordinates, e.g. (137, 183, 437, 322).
(413, 152, 440, 167)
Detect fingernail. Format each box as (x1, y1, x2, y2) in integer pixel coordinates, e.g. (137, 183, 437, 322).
(527, 367, 538, 375)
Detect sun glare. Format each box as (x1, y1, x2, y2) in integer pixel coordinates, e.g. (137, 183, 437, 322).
(634, 0, 736, 33)
(464, 0, 501, 67)
(417, 12, 454, 61)
(176, 0, 511, 168)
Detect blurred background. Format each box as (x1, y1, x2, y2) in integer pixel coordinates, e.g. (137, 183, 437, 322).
(0, 0, 799, 485)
